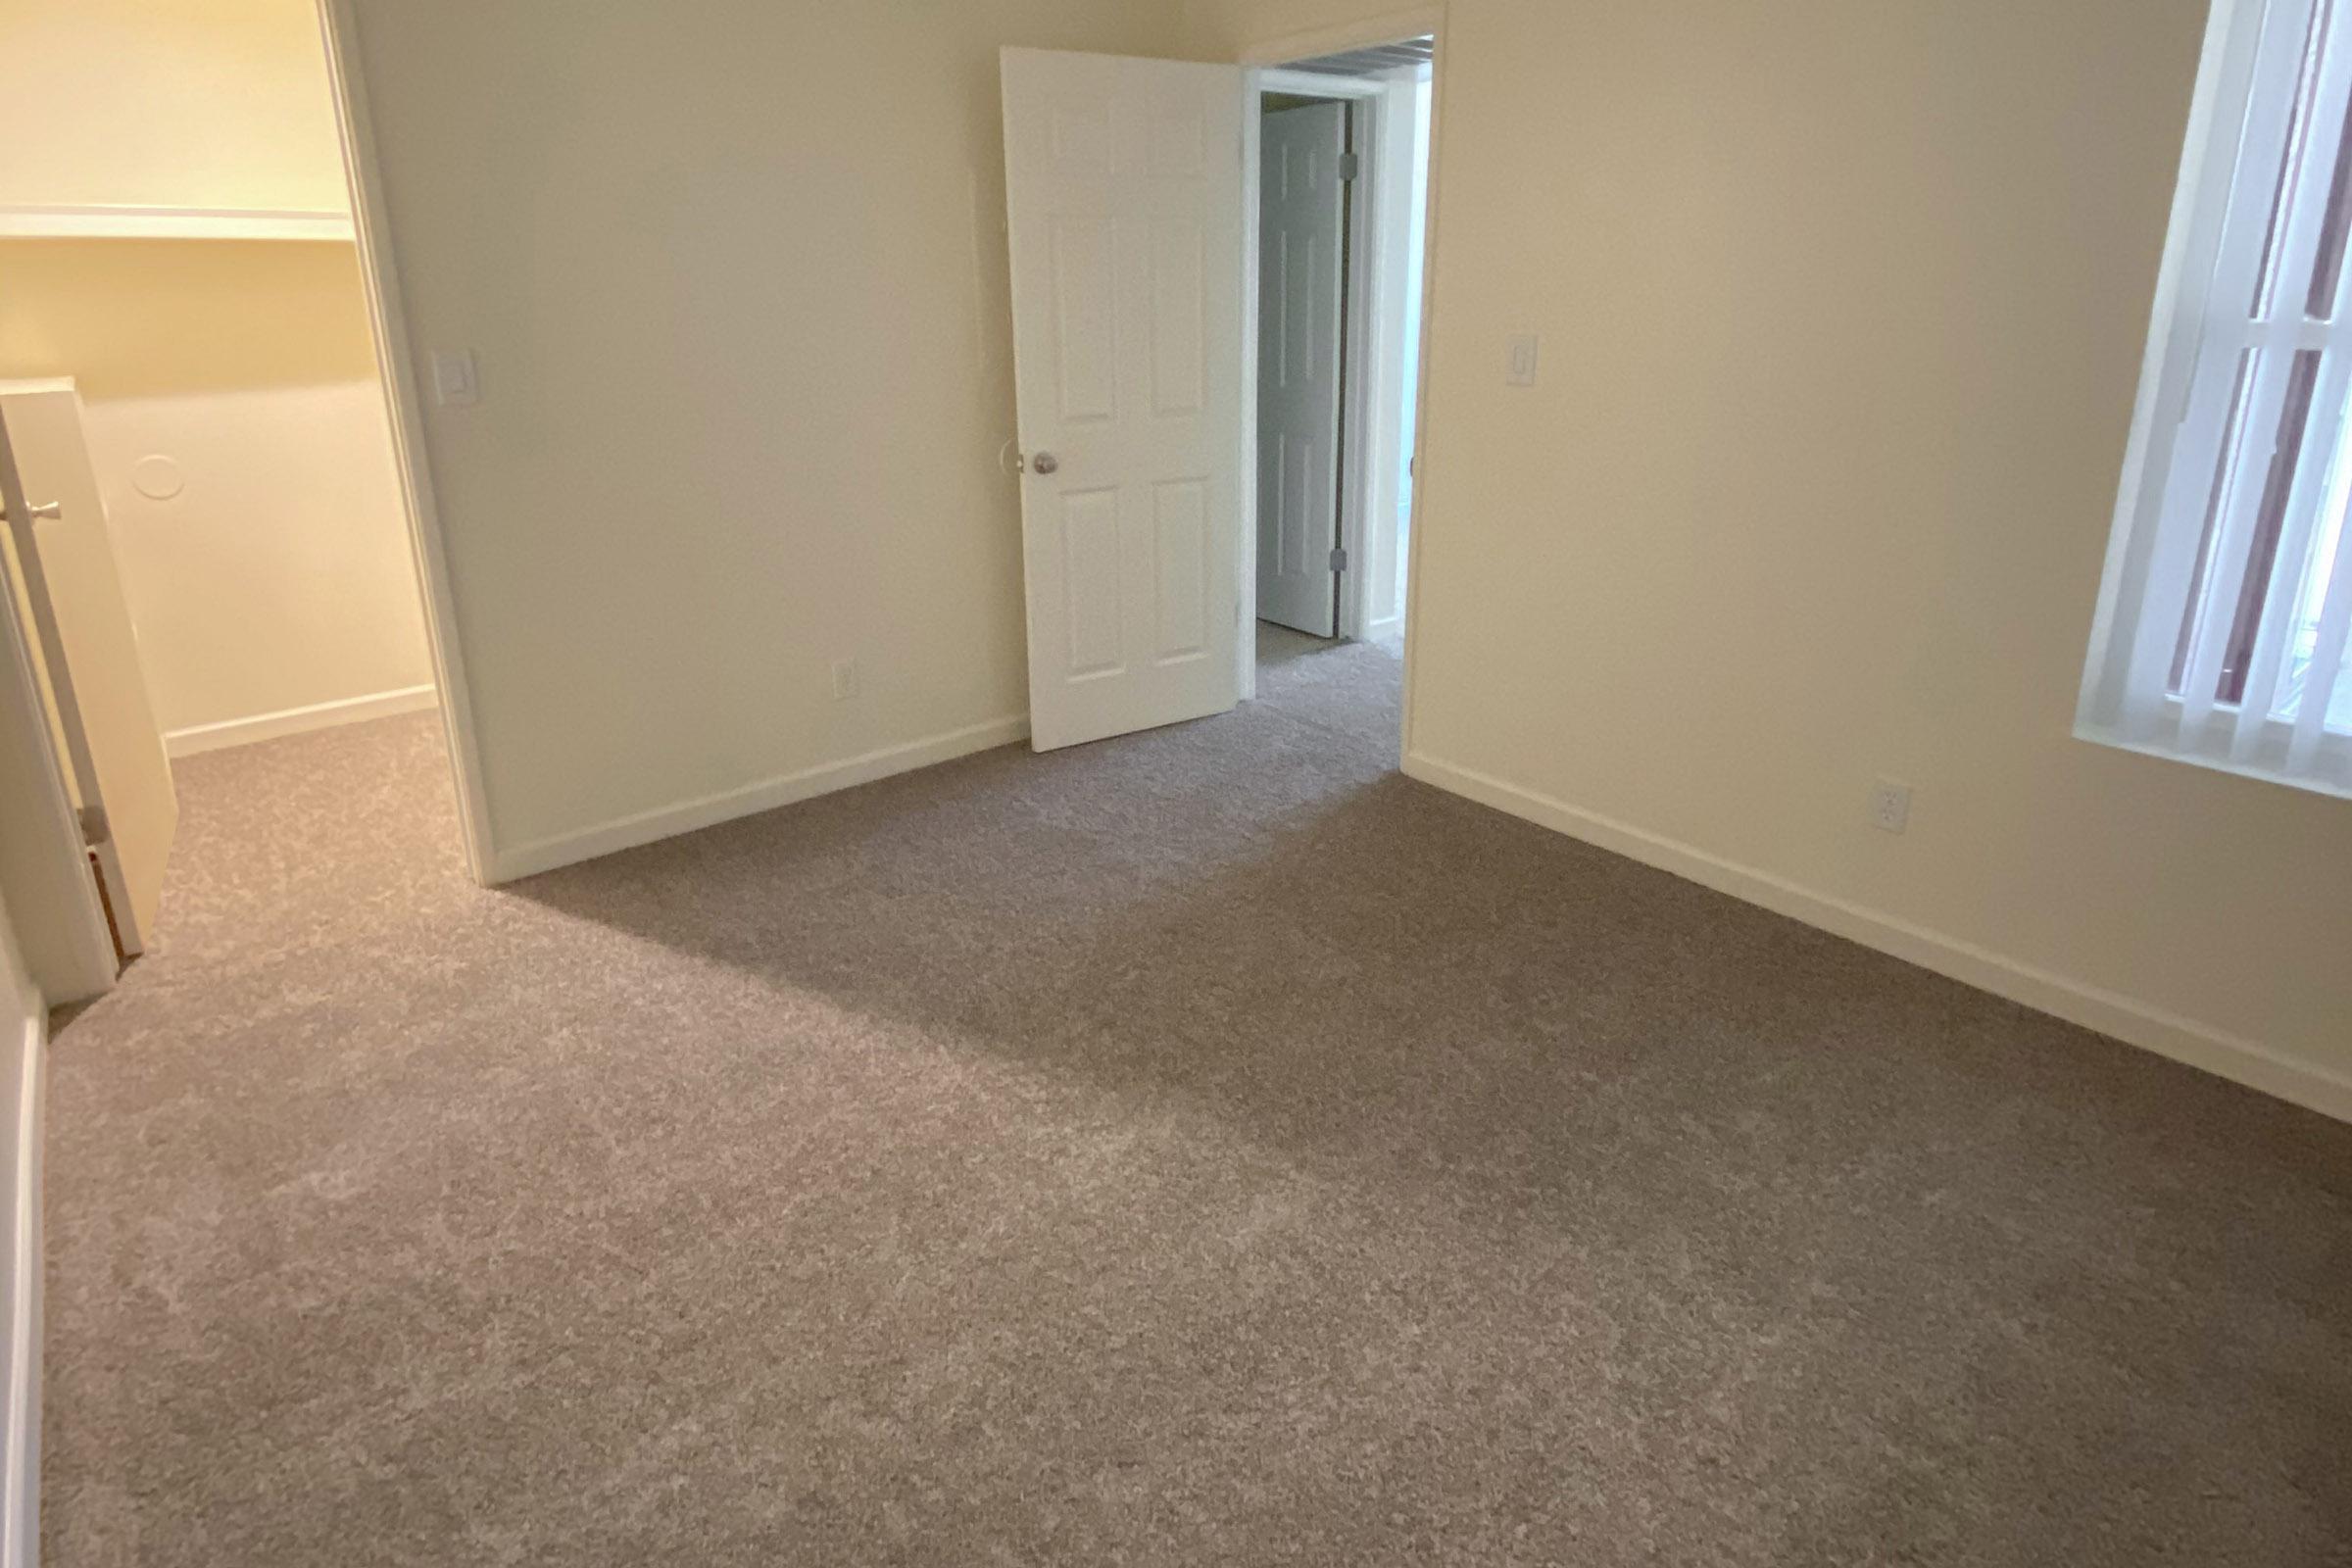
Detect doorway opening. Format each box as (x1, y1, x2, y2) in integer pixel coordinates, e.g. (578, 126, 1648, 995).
(999, 27, 1441, 759)
(1250, 37, 1433, 695)
(0, 0, 475, 988)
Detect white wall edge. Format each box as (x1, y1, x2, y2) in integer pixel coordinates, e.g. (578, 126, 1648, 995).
(164, 684, 438, 759)
(3, 1014, 42, 1568)
(1403, 749, 2352, 1127)
(491, 714, 1032, 884)
(0, 203, 355, 242)
(318, 0, 502, 889)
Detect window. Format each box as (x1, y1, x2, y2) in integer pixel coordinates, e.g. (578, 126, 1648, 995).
(2081, 0, 2352, 798)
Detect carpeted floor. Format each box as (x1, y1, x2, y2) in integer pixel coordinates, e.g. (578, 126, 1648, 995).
(40, 630, 2352, 1566)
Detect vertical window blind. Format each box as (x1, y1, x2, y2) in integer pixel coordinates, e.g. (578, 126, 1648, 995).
(2081, 0, 2352, 798)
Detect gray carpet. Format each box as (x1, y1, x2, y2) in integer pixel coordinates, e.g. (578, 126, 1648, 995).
(41, 631, 2352, 1566)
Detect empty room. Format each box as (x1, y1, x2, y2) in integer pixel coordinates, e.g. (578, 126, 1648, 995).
(0, 0, 2345, 1564)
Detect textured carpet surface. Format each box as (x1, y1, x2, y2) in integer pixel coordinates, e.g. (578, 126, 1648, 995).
(41, 630, 2352, 1566)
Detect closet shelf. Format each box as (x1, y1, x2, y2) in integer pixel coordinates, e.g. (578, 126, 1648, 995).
(0, 205, 355, 242)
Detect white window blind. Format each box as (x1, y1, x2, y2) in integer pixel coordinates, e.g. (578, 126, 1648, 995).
(2081, 0, 2352, 798)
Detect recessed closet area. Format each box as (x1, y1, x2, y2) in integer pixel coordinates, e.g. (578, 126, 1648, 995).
(0, 0, 435, 955)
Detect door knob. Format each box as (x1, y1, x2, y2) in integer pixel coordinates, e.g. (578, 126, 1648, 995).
(1030, 452, 1059, 475)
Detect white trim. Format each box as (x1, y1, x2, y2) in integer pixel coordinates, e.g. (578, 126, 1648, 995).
(1236, 85, 1263, 702)
(1396, 13, 1445, 763)
(0, 203, 355, 242)
(163, 683, 438, 759)
(317, 0, 500, 886)
(1403, 749, 2352, 1126)
(2079, 710, 2352, 800)
(490, 714, 1030, 883)
(1358, 68, 1425, 645)
(1255, 69, 1390, 101)
(2, 1012, 41, 1568)
(1338, 85, 1384, 644)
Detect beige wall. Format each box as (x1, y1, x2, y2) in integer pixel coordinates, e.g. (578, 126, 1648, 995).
(0, 0, 431, 748)
(0, 0, 348, 214)
(0, 240, 432, 743)
(1185, 0, 2352, 1108)
(341, 0, 1186, 866)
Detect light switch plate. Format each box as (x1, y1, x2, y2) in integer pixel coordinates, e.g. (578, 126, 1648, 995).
(430, 349, 480, 407)
(1506, 333, 1541, 387)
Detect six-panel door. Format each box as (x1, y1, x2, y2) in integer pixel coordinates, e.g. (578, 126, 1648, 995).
(1002, 48, 1245, 752)
(1256, 101, 1348, 638)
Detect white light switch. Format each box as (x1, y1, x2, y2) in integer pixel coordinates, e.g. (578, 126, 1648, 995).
(430, 349, 480, 407)
(1506, 333, 1541, 387)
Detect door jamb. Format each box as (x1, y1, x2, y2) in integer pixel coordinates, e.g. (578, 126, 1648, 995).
(1236, 6, 1446, 758)
(315, 0, 499, 884)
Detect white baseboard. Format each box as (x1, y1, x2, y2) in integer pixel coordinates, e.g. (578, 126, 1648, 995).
(490, 714, 1031, 883)
(2, 1014, 41, 1568)
(165, 683, 439, 759)
(1404, 750, 2352, 1126)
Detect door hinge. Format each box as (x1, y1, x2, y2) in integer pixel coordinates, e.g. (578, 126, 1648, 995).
(1338, 152, 1361, 183)
(76, 804, 110, 848)
(1330, 546, 1348, 572)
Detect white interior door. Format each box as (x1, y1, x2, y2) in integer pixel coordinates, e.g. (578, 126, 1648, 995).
(1256, 101, 1348, 639)
(0, 382, 176, 957)
(1002, 48, 1246, 753)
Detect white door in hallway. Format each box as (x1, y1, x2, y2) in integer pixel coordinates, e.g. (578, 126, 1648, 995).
(1002, 48, 1246, 752)
(1256, 101, 1347, 638)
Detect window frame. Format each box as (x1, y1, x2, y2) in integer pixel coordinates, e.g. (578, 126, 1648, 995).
(2079, 0, 2352, 799)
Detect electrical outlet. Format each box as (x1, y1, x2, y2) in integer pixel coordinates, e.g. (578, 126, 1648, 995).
(1506, 333, 1541, 387)
(1869, 779, 1912, 835)
(830, 658, 859, 702)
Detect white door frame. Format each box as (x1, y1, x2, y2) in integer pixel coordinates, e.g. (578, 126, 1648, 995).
(1237, 7, 1446, 749)
(316, 0, 497, 884)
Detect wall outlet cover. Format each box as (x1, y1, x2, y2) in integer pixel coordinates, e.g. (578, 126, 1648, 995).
(1869, 779, 1913, 835)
